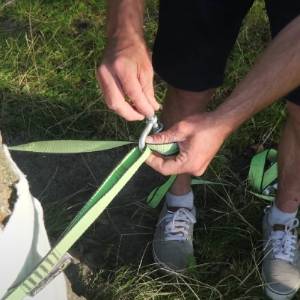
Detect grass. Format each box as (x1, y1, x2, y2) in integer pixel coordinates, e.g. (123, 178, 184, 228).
(0, 0, 292, 299)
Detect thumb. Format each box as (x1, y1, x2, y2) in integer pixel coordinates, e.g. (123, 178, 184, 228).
(145, 129, 178, 145)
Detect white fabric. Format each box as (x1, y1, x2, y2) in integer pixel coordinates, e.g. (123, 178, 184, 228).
(166, 190, 194, 210)
(0, 146, 67, 300)
(264, 218, 299, 262)
(267, 202, 297, 227)
(156, 208, 196, 241)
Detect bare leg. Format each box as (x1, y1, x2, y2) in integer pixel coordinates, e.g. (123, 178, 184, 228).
(152, 86, 215, 273)
(160, 86, 215, 196)
(275, 101, 300, 213)
(262, 101, 300, 299)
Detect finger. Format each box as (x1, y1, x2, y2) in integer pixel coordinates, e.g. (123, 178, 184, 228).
(139, 68, 160, 111)
(146, 129, 182, 145)
(146, 152, 205, 176)
(120, 71, 156, 117)
(96, 65, 144, 121)
(145, 152, 187, 175)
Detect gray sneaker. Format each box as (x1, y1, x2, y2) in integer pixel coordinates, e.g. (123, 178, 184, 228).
(152, 203, 196, 273)
(262, 207, 300, 299)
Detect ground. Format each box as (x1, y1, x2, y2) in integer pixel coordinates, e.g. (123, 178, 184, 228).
(0, 2, 284, 298)
(4, 138, 257, 299)
(1, 123, 271, 300)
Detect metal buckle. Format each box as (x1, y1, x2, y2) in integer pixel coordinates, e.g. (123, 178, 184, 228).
(262, 183, 278, 196)
(138, 115, 163, 152)
(29, 253, 74, 296)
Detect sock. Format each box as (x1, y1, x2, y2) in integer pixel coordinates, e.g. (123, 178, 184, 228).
(166, 190, 194, 210)
(268, 203, 297, 226)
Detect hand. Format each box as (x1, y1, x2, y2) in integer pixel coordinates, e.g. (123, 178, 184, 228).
(96, 37, 160, 121)
(145, 113, 230, 176)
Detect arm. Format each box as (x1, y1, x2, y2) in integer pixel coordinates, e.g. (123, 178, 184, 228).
(106, 0, 145, 40)
(146, 16, 300, 176)
(97, 0, 160, 121)
(217, 15, 300, 134)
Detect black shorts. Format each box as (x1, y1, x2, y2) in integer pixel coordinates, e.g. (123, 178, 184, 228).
(152, 0, 300, 105)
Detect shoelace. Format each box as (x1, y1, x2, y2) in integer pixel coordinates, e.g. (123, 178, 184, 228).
(264, 218, 299, 262)
(156, 208, 196, 241)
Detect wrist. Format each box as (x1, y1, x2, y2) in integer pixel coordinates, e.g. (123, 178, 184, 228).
(107, 30, 146, 48)
(208, 110, 236, 139)
(106, 0, 146, 43)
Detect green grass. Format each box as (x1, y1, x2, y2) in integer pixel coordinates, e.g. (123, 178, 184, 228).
(0, 0, 292, 299)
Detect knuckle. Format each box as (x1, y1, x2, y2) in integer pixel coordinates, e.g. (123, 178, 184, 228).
(111, 61, 120, 72)
(106, 100, 119, 111)
(191, 163, 205, 176)
(157, 133, 168, 144)
(142, 64, 154, 76)
(192, 169, 204, 176)
(126, 89, 140, 100)
(159, 168, 170, 176)
(142, 85, 154, 96)
(111, 59, 126, 73)
(97, 64, 107, 77)
(184, 161, 198, 174)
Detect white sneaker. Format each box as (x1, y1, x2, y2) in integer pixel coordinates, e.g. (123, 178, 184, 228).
(262, 208, 300, 299)
(152, 203, 196, 273)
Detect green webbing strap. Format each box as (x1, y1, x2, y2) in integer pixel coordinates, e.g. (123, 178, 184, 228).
(248, 149, 277, 201)
(4, 139, 277, 299)
(3, 141, 179, 300)
(9, 140, 275, 205)
(146, 175, 232, 208)
(8, 140, 134, 153)
(147, 148, 279, 208)
(8, 140, 179, 156)
(146, 175, 177, 208)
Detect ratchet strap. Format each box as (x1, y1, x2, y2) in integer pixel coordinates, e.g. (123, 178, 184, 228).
(3, 140, 276, 299)
(2, 140, 178, 300)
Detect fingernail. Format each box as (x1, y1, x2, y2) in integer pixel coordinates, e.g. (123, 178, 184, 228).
(146, 136, 153, 143)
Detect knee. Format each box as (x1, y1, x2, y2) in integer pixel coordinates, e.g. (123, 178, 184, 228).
(168, 85, 214, 101)
(165, 85, 215, 113)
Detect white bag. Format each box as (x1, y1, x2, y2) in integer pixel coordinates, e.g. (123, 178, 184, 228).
(0, 146, 67, 300)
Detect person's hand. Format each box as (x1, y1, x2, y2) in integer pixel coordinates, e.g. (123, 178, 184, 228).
(145, 113, 230, 176)
(96, 37, 160, 121)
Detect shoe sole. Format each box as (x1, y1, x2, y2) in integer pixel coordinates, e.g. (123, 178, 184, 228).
(152, 249, 186, 275)
(262, 271, 299, 300)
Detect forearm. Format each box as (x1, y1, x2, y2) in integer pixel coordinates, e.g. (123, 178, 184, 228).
(106, 0, 146, 41)
(216, 16, 300, 134)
